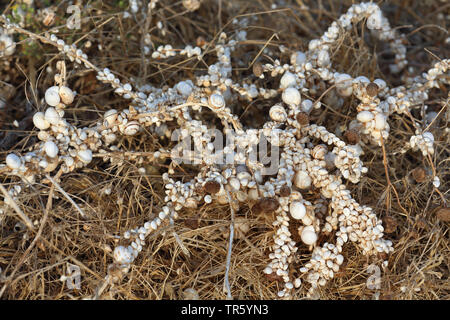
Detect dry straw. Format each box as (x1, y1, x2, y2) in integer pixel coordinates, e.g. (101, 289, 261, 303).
(0, 0, 448, 299)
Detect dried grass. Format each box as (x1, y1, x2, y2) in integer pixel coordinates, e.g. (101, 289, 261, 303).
(0, 0, 448, 300)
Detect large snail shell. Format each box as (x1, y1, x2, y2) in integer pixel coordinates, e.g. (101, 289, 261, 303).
(104, 109, 118, 126)
(123, 121, 141, 136)
(59, 86, 75, 105)
(269, 104, 287, 122)
(311, 144, 328, 160)
(208, 93, 225, 109)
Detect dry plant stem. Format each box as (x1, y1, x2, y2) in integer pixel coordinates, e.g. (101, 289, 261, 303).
(223, 190, 234, 300)
(0, 170, 59, 298)
(44, 174, 86, 218)
(0, 183, 34, 230)
(170, 219, 190, 257)
(92, 275, 112, 300)
(380, 137, 412, 224)
(0, 20, 101, 73)
(423, 98, 448, 133)
(426, 154, 446, 206)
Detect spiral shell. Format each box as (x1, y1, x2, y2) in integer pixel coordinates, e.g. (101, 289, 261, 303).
(123, 121, 141, 136)
(104, 109, 118, 126)
(33, 112, 50, 130)
(44, 141, 59, 158)
(113, 246, 134, 264)
(282, 87, 301, 106)
(59, 86, 75, 105)
(44, 107, 61, 125)
(269, 104, 287, 122)
(290, 201, 306, 220)
(312, 144, 328, 160)
(293, 170, 311, 189)
(45, 86, 60, 106)
(77, 149, 93, 164)
(176, 81, 193, 96)
(6, 154, 21, 169)
(37, 131, 50, 141)
(300, 226, 317, 245)
(208, 93, 225, 109)
(357, 110, 374, 123)
(279, 71, 296, 89)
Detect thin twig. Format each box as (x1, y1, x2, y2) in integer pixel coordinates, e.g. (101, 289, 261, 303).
(170, 219, 191, 257)
(0, 169, 60, 298)
(380, 136, 412, 224)
(45, 174, 86, 218)
(223, 190, 235, 300)
(0, 183, 34, 230)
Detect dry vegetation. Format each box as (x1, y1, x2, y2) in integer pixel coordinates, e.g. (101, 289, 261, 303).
(0, 0, 449, 300)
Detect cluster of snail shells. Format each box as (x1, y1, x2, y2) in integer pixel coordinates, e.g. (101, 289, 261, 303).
(203, 169, 255, 205)
(33, 106, 64, 131)
(356, 110, 389, 142)
(44, 85, 75, 107)
(33, 86, 75, 131)
(288, 196, 318, 246)
(101, 108, 141, 137)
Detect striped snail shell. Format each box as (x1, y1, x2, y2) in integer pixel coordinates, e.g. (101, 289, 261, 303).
(123, 121, 141, 136)
(208, 93, 225, 109)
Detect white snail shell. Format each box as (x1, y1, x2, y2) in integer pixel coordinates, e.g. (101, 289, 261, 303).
(293, 170, 312, 189)
(269, 104, 287, 122)
(37, 130, 50, 141)
(423, 132, 434, 142)
(104, 109, 118, 126)
(33, 112, 50, 130)
(357, 110, 374, 123)
(113, 246, 134, 264)
(45, 86, 61, 106)
(290, 51, 306, 66)
(208, 93, 225, 109)
(176, 81, 193, 96)
(44, 141, 59, 158)
(237, 171, 251, 182)
(300, 226, 317, 245)
(279, 71, 297, 89)
(123, 121, 140, 136)
(282, 87, 301, 106)
(77, 149, 93, 164)
(290, 201, 306, 220)
(312, 144, 328, 160)
(6, 154, 21, 169)
(335, 73, 353, 97)
(104, 133, 117, 144)
(44, 107, 61, 125)
(64, 156, 74, 167)
(59, 86, 75, 105)
(374, 113, 387, 130)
